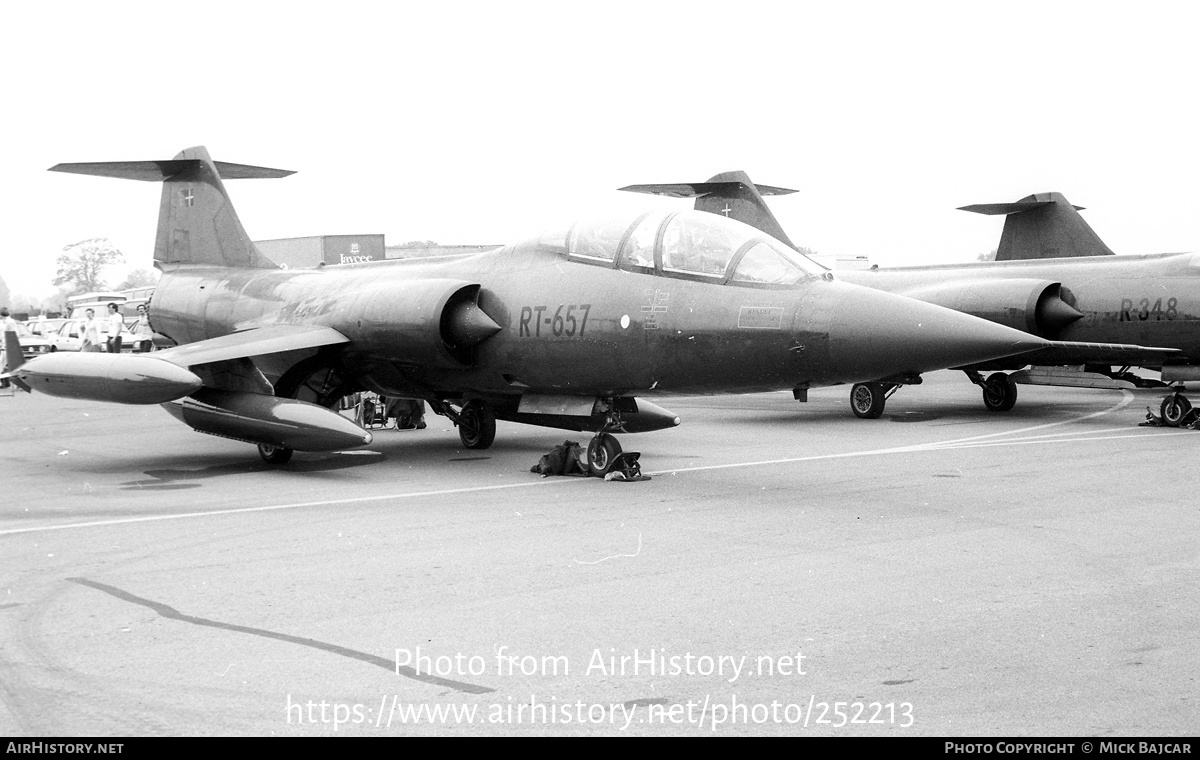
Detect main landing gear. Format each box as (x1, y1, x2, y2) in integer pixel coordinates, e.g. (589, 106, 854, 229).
(430, 398, 498, 449)
(850, 372, 1015, 418)
(965, 370, 1018, 412)
(257, 443, 293, 465)
(849, 382, 899, 419)
(262, 355, 361, 465)
(456, 399, 496, 449)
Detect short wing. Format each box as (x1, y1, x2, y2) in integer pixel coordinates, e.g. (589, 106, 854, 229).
(1016, 341, 1180, 367)
(153, 325, 349, 368)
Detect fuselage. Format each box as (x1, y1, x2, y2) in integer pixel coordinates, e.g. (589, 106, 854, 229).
(148, 211, 1046, 403)
(150, 245, 860, 398)
(840, 251, 1200, 364)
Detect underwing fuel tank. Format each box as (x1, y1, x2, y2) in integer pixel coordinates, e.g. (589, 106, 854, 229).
(161, 389, 373, 451)
(12, 352, 203, 404)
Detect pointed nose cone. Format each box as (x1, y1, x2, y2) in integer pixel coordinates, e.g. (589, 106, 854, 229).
(826, 285, 1047, 382)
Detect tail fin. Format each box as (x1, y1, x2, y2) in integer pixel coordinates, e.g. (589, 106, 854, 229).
(959, 192, 1115, 261)
(620, 171, 800, 249)
(50, 146, 294, 269)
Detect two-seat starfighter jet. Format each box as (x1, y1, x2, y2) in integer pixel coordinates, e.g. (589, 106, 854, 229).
(624, 174, 1183, 421)
(3, 147, 1122, 469)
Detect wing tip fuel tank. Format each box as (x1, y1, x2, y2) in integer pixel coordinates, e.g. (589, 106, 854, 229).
(13, 353, 204, 404)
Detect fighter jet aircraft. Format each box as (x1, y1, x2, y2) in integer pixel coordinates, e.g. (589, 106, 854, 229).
(623, 174, 1185, 421)
(3, 147, 1125, 469)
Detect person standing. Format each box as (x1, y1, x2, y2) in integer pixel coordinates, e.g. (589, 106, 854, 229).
(105, 302, 124, 353)
(81, 308, 103, 352)
(132, 304, 153, 352)
(1, 307, 16, 388)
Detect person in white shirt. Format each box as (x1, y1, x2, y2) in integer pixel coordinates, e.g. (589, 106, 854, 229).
(81, 308, 103, 352)
(105, 303, 124, 353)
(133, 304, 154, 352)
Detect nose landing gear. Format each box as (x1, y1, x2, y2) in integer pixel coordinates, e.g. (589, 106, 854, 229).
(586, 433, 623, 477)
(1159, 391, 1193, 427)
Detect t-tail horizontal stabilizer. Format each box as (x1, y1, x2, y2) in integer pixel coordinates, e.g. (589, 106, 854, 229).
(49, 160, 294, 182)
(620, 171, 800, 249)
(959, 192, 1115, 262)
(49, 146, 294, 270)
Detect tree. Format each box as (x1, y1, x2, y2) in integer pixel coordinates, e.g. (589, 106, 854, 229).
(0, 274, 10, 310)
(976, 249, 998, 262)
(54, 238, 124, 295)
(10, 293, 39, 315)
(116, 268, 160, 290)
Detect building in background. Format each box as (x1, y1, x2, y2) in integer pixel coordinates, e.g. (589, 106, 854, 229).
(254, 235, 503, 267)
(254, 234, 388, 269)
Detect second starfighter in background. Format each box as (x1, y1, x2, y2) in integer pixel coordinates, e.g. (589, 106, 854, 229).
(624, 174, 1184, 420)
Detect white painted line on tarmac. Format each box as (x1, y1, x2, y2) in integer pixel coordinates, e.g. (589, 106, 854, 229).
(0, 477, 583, 537)
(0, 391, 1176, 538)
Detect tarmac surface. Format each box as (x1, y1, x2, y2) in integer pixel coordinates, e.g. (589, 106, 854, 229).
(0, 371, 1196, 736)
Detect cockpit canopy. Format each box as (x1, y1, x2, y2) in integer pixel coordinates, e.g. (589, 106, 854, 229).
(535, 210, 828, 287)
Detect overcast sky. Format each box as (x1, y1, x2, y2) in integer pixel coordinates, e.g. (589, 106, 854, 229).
(2, 1, 1198, 298)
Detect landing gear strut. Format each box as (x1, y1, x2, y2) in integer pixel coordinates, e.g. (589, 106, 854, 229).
(580, 397, 636, 476)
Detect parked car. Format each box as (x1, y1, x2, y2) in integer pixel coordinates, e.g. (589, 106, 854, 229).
(49, 318, 139, 352)
(10, 322, 54, 359)
(27, 318, 69, 338)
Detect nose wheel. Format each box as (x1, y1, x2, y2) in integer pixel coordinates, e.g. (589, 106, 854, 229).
(1160, 392, 1193, 427)
(586, 433, 623, 476)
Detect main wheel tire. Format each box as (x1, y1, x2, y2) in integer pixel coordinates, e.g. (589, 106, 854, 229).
(587, 433, 623, 477)
(458, 400, 496, 449)
(1160, 394, 1192, 427)
(982, 372, 1018, 412)
(257, 443, 294, 465)
(850, 383, 886, 419)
